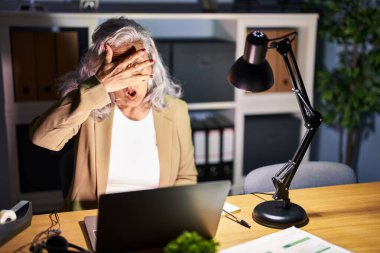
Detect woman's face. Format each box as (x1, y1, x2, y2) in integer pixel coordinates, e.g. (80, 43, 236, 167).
(112, 42, 153, 109)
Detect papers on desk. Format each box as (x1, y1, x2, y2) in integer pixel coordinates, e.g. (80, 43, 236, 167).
(220, 226, 352, 253)
(221, 202, 241, 216)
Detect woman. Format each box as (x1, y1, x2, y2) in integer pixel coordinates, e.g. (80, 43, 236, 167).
(29, 17, 197, 211)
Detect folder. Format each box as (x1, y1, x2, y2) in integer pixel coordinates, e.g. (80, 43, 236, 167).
(56, 31, 79, 76)
(207, 129, 221, 164)
(34, 32, 58, 101)
(211, 114, 234, 182)
(192, 119, 207, 165)
(214, 114, 234, 162)
(190, 113, 208, 181)
(10, 31, 38, 101)
(10, 30, 81, 102)
(190, 112, 234, 182)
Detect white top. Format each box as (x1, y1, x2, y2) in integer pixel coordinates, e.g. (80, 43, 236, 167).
(106, 107, 160, 194)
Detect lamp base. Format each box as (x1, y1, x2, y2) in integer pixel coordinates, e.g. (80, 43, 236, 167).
(252, 200, 308, 229)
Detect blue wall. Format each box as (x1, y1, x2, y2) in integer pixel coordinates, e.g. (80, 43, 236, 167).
(356, 114, 380, 182)
(311, 41, 380, 183)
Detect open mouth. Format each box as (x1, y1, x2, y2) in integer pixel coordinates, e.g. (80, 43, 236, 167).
(126, 88, 137, 98)
(127, 90, 136, 97)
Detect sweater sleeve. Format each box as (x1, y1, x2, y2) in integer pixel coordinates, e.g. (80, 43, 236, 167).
(29, 76, 111, 151)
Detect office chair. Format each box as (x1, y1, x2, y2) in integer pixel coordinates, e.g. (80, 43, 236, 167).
(244, 161, 357, 194)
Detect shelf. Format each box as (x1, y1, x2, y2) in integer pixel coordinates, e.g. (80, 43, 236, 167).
(0, 12, 318, 210)
(188, 102, 235, 111)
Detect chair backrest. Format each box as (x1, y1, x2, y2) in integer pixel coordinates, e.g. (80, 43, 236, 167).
(244, 161, 357, 194)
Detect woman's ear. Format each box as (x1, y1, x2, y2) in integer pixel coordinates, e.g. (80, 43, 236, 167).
(104, 43, 113, 64)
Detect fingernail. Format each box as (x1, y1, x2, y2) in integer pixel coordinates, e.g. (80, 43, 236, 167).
(150, 75, 154, 78)
(149, 59, 154, 63)
(141, 48, 146, 52)
(104, 44, 108, 51)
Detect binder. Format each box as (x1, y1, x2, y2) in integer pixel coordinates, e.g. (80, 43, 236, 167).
(190, 112, 234, 182)
(211, 114, 234, 182)
(34, 32, 58, 101)
(56, 31, 79, 76)
(192, 119, 207, 164)
(190, 114, 207, 181)
(206, 123, 221, 164)
(216, 115, 234, 163)
(204, 115, 222, 181)
(10, 31, 38, 101)
(11, 30, 81, 102)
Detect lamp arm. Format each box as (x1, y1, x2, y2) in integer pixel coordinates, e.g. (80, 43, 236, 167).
(270, 38, 323, 206)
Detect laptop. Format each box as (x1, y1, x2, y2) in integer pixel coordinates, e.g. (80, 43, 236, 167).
(84, 180, 231, 253)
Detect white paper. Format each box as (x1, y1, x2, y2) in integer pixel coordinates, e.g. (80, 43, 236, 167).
(221, 202, 241, 216)
(220, 226, 352, 253)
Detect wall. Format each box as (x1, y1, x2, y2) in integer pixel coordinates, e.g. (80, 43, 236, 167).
(310, 41, 380, 183)
(0, 59, 11, 209)
(0, 0, 229, 13)
(0, 0, 302, 13)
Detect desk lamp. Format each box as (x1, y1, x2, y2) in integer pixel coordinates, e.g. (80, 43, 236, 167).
(227, 31, 322, 229)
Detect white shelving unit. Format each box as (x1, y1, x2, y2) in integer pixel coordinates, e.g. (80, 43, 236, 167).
(0, 12, 318, 212)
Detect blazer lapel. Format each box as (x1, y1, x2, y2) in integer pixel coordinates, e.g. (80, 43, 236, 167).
(95, 109, 114, 198)
(153, 109, 173, 187)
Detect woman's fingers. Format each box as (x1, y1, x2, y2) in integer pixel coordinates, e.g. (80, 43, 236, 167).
(127, 59, 154, 72)
(113, 57, 153, 78)
(115, 73, 152, 84)
(118, 49, 148, 69)
(105, 74, 152, 93)
(98, 47, 153, 93)
(132, 73, 153, 82)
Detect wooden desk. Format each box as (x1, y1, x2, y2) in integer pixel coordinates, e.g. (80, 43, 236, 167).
(1, 182, 380, 253)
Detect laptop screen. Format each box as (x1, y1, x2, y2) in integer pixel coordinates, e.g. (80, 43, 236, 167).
(84, 181, 231, 253)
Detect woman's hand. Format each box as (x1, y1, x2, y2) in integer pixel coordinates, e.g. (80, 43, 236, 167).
(96, 44, 154, 93)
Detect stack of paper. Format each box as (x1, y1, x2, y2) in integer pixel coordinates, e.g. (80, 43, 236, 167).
(220, 226, 351, 253)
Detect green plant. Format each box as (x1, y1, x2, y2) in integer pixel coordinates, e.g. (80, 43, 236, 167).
(164, 231, 219, 253)
(304, 0, 380, 166)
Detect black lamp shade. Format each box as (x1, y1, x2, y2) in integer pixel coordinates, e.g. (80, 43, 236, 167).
(227, 57, 274, 92)
(227, 31, 274, 92)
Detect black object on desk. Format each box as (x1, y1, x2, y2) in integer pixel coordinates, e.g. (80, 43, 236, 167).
(85, 181, 231, 253)
(0, 200, 32, 246)
(227, 31, 322, 229)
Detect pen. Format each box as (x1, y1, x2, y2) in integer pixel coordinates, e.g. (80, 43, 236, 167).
(223, 209, 251, 229)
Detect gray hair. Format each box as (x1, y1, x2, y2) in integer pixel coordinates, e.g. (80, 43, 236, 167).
(57, 17, 182, 119)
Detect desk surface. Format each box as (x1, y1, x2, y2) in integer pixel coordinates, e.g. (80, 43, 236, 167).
(1, 182, 380, 253)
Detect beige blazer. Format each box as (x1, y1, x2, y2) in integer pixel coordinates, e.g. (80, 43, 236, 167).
(29, 77, 197, 211)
